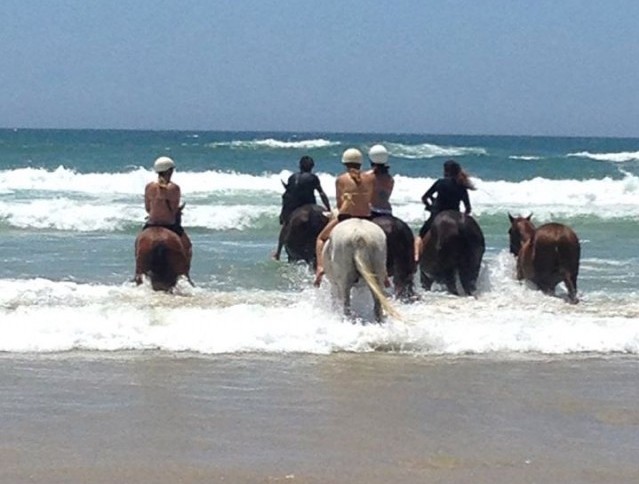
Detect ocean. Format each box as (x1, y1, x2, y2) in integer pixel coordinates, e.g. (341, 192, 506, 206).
(1, 129, 639, 482)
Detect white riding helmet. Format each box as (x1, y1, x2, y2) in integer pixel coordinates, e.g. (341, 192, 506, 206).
(368, 144, 389, 165)
(341, 148, 363, 165)
(153, 156, 175, 173)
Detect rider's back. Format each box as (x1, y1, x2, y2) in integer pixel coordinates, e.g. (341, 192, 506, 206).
(145, 181, 180, 225)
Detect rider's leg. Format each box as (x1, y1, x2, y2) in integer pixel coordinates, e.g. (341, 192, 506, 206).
(134, 239, 144, 285)
(314, 218, 338, 287)
(181, 232, 193, 267)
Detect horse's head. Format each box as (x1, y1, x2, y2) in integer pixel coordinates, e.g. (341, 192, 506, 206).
(508, 213, 535, 256)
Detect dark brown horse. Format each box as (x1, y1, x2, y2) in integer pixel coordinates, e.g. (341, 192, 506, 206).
(275, 204, 329, 268)
(419, 210, 485, 295)
(371, 215, 417, 300)
(508, 214, 580, 303)
(134, 227, 192, 291)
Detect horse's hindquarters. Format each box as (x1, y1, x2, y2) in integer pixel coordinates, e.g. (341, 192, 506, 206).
(323, 219, 394, 321)
(283, 204, 329, 266)
(420, 211, 484, 296)
(135, 228, 188, 291)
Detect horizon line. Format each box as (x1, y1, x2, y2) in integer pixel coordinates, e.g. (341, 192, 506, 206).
(1, 126, 637, 141)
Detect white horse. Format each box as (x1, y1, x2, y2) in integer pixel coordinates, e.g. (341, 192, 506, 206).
(323, 218, 399, 322)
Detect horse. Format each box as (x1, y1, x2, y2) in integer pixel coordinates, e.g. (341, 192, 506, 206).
(275, 203, 329, 268)
(134, 226, 192, 291)
(508, 214, 580, 303)
(371, 215, 417, 300)
(418, 210, 485, 296)
(322, 218, 399, 322)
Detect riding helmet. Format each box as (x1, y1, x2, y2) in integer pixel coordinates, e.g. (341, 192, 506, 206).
(368, 144, 389, 165)
(341, 148, 363, 165)
(154, 156, 175, 173)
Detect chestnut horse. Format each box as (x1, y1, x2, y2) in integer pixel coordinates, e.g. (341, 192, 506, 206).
(508, 214, 580, 303)
(419, 210, 485, 296)
(371, 215, 417, 300)
(275, 203, 329, 268)
(134, 227, 192, 291)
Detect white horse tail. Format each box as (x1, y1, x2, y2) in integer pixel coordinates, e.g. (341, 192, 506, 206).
(353, 250, 401, 320)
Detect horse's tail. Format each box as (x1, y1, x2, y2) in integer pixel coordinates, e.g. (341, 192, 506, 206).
(148, 242, 170, 279)
(353, 247, 401, 320)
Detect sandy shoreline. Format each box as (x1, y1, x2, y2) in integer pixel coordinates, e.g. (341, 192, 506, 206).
(1, 352, 638, 483)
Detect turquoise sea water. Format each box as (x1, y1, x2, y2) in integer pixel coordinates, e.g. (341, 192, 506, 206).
(1, 128, 639, 355)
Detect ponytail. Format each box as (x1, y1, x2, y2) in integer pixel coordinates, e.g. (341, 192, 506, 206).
(457, 169, 475, 190)
(347, 166, 361, 184)
(158, 172, 170, 187)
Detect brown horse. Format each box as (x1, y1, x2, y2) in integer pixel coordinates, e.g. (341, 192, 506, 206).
(275, 204, 329, 268)
(134, 227, 192, 291)
(508, 214, 580, 303)
(371, 215, 417, 300)
(419, 210, 485, 296)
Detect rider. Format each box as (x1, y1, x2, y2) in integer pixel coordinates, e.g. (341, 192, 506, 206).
(279, 155, 330, 225)
(414, 159, 474, 261)
(273, 155, 331, 261)
(142, 155, 192, 265)
(365, 144, 394, 218)
(313, 148, 374, 287)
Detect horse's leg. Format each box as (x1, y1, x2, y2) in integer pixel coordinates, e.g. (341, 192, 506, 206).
(372, 290, 383, 322)
(133, 238, 145, 285)
(460, 263, 480, 296)
(273, 225, 285, 261)
(314, 219, 338, 287)
(420, 268, 434, 291)
(341, 285, 352, 318)
(459, 275, 475, 296)
(564, 272, 578, 304)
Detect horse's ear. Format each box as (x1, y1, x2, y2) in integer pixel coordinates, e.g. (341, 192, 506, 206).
(526, 213, 533, 221)
(508, 213, 515, 223)
(281, 180, 288, 190)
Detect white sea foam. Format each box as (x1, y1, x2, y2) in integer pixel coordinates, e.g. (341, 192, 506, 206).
(386, 142, 487, 159)
(2, 168, 639, 230)
(567, 151, 639, 163)
(207, 138, 339, 150)
(1, 255, 638, 356)
(509, 155, 542, 160)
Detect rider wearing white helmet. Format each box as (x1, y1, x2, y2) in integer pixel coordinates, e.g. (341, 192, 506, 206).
(313, 148, 375, 287)
(365, 144, 394, 217)
(141, 156, 192, 266)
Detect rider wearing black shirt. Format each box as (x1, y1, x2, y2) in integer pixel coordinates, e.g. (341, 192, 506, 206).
(279, 156, 330, 224)
(418, 160, 473, 238)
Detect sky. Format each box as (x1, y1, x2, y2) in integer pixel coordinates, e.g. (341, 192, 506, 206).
(1, 0, 638, 137)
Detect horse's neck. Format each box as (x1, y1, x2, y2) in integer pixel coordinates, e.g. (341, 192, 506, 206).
(520, 223, 536, 244)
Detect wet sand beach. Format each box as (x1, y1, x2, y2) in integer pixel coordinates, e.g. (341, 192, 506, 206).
(1, 353, 638, 483)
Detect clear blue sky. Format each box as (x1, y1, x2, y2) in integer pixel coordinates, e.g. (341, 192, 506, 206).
(2, 0, 637, 137)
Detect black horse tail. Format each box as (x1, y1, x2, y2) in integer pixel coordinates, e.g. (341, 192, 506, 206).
(388, 217, 417, 299)
(146, 242, 178, 290)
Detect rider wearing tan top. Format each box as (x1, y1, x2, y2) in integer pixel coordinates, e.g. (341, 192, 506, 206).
(365, 144, 394, 217)
(314, 148, 374, 287)
(143, 156, 192, 264)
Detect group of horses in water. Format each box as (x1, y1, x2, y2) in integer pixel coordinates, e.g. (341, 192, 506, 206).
(134, 201, 581, 322)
